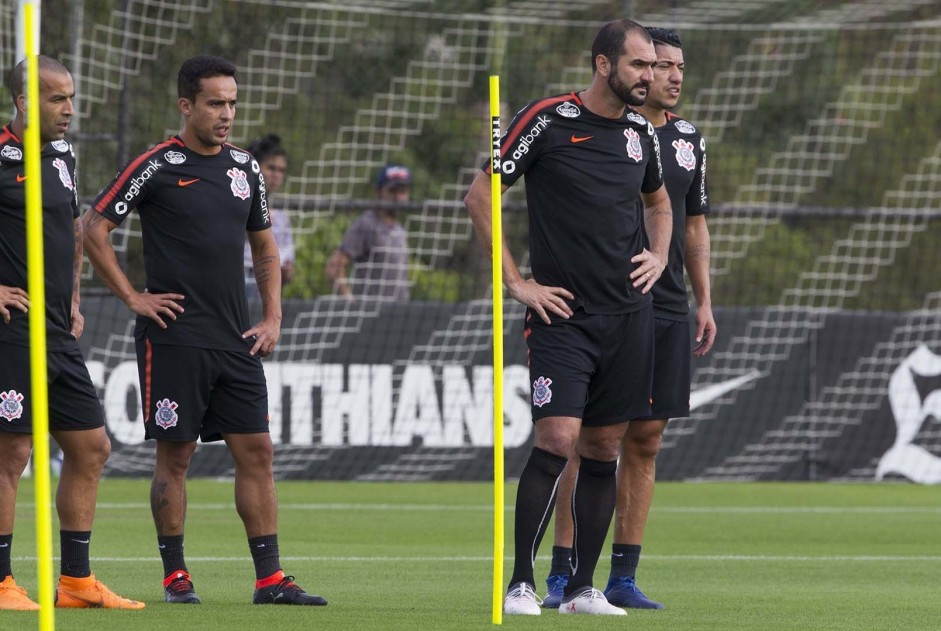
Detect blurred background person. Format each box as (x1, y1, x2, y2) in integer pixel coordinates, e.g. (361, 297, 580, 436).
(324, 165, 411, 301)
(244, 134, 295, 302)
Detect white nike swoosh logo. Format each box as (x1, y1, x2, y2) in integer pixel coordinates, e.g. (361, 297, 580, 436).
(0, 543, 8, 548)
(72, 539, 90, 544)
(690, 371, 761, 410)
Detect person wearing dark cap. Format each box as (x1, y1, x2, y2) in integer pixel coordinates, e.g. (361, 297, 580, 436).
(324, 165, 411, 301)
(542, 26, 715, 611)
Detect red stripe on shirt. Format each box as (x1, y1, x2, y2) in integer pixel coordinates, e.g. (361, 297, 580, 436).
(498, 93, 578, 160)
(93, 137, 183, 212)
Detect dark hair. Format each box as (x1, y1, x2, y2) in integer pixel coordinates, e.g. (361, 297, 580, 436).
(247, 134, 287, 164)
(177, 55, 237, 101)
(8, 55, 70, 104)
(646, 27, 682, 50)
(590, 19, 651, 73)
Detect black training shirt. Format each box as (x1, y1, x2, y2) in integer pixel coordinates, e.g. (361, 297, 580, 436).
(647, 112, 710, 320)
(488, 92, 663, 314)
(93, 136, 270, 350)
(0, 125, 80, 351)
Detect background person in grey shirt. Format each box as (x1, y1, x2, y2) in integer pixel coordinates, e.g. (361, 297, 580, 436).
(244, 134, 295, 302)
(325, 165, 411, 301)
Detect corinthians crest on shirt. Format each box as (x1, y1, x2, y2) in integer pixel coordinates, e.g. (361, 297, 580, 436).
(624, 128, 643, 162)
(0, 390, 25, 421)
(672, 139, 697, 171)
(227, 167, 251, 200)
(154, 398, 180, 429)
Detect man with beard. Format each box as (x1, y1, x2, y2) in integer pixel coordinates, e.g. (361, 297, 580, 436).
(542, 26, 715, 611)
(464, 19, 672, 616)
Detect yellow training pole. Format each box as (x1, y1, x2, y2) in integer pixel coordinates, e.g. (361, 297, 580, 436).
(22, 3, 56, 629)
(489, 74, 504, 626)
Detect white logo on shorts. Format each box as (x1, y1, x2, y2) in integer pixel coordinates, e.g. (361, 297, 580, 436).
(154, 398, 180, 429)
(532, 376, 553, 408)
(0, 390, 25, 421)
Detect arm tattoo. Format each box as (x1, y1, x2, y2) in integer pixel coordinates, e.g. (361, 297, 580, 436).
(253, 254, 278, 287)
(687, 243, 710, 262)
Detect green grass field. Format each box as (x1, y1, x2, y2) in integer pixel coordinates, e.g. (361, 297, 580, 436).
(4, 479, 940, 630)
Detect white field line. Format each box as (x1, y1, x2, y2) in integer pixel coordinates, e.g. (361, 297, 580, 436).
(56, 503, 941, 514)
(13, 554, 941, 562)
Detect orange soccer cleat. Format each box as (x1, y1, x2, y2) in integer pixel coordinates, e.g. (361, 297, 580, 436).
(0, 575, 39, 611)
(55, 574, 145, 609)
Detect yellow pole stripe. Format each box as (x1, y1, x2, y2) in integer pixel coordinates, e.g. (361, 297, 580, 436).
(23, 3, 56, 628)
(489, 74, 504, 627)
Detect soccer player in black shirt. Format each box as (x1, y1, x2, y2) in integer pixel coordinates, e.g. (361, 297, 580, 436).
(464, 19, 672, 616)
(543, 27, 716, 611)
(0, 56, 144, 610)
(82, 56, 325, 607)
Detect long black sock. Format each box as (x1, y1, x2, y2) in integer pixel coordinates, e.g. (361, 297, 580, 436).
(610, 543, 642, 579)
(0, 533, 12, 578)
(60, 530, 92, 578)
(549, 545, 572, 576)
(158, 535, 187, 578)
(248, 534, 281, 581)
(508, 447, 567, 589)
(565, 457, 618, 595)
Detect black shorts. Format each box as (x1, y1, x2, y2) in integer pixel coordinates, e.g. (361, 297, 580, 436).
(634, 316, 691, 421)
(525, 306, 654, 427)
(136, 340, 269, 443)
(0, 345, 104, 433)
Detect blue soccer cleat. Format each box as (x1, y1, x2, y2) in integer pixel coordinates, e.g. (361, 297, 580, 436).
(542, 573, 568, 609)
(603, 576, 664, 609)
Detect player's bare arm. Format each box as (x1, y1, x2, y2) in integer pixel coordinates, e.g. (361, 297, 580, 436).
(81, 209, 185, 328)
(324, 249, 353, 297)
(243, 229, 282, 357)
(631, 183, 672, 293)
(686, 213, 715, 356)
(70, 216, 85, 338)
(464, 171, 573, 324)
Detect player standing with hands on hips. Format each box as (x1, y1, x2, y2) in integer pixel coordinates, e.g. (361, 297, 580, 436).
(0, 55, 144, 611)
(464, 19, 672, 616)
(83, 55, 326, 607)
(543, 26, 716, 611)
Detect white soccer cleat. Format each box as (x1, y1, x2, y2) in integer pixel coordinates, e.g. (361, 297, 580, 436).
(504, 582, 542, 615)
(558, 586, 627, 615)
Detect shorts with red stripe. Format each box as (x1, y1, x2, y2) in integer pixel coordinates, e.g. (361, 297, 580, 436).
(136, 339, 269, 442)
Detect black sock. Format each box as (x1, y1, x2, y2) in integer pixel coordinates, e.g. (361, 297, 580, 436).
(158, 535, 187, 578)
(610, 543, 642, 579)
(248, 534, 281, 581)
(508, 447, 567, 590)
(550, 546, 572, 576)
(565, 457, 618, 595)
(0, 533, 12, 578)
(60, 530, 92, 578)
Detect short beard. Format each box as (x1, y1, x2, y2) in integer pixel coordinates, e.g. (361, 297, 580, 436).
(608, 71, 647, 107)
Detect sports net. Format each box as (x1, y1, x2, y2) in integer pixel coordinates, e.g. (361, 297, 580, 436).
(5, 0, 941, 482)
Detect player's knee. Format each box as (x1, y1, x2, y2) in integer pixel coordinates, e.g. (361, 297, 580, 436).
(624, 428, 662, 461)
(61, 430, 111, 472)
(0, 439, 33, 479)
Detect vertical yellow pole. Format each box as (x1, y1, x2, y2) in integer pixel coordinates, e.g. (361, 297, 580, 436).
(489, 75, 504, 626)
(22, 3, 56, 629)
